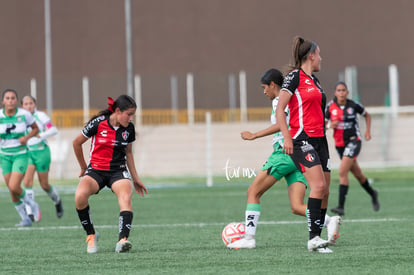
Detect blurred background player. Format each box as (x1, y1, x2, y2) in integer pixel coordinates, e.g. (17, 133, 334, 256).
(276, 36, 332, 252)
(325, 81, 379, 216)
(73, 95, 148, 253)
(0, 89, 41, 226)
(21, 95, 63, 220)
(227, 69, 341, 253)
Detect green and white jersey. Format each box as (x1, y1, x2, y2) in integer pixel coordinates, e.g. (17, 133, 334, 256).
(26, 110, 58, 151)
(0, 108, 35, 155)
(271, 97, 289, 150)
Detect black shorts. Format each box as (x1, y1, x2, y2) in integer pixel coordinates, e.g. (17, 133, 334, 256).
(336, 139, 361, 159)
(85, 165, 131, 192)
(290, 136, 331, 173)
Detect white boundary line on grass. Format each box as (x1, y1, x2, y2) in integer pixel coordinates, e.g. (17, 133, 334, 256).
(0, 217, 407, 232)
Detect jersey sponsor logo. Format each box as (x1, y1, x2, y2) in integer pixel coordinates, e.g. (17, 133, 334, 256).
(122, 131, 129, 140)
(246, 214, 255, 227)
(305, 79, 312, 85)
(300, 140, 314, 153)
(6, 124, 16, 134)
(100, 130, 108, 137)
(122, 170, 130, 179)
(282, 72, 296, 89)
(307, 87, 315, 92)
(305, 153, 315, 162)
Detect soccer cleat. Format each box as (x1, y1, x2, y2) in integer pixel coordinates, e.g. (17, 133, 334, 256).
(372, 190, 380, 211)
(115, 237, 132, 253)
(32, 202, 42, 222)
(327, 216, 342, 245)
(55, 200, 64, 218)
(28, 214, 35, 222)
(227, 237, 256, 249)
(15, 218, 32, 227)
(86, 232, 99, 254)
(315, 247, 333, 253)
(307, 236, 329, 252)
(331, 206, 345, 216)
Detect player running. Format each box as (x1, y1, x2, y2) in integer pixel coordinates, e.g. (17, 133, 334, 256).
(21, 95, 63, 220)
(325, 81, 379, 216)
(73, 95, 147, 253)
(0, 89, 41, 226)
(227, 69, 341, 253)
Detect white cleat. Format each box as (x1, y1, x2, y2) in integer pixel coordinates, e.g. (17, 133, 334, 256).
(307, 236, 329, 252)
(327, 216, 342, 245)
(115, 238, 132, 253)
(227, 237, 256, 249)
(86, 232, 99, 254)
(15, 218, 32, 227)
(316, 247, 333, 253)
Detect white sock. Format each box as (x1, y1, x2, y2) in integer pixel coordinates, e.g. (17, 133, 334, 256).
(21, 189, 37, 209)
(25, 188, 35, 201)
(15, 201, 29, 220)
(47, 186, 60, 204)
(245, 210, 260, 238)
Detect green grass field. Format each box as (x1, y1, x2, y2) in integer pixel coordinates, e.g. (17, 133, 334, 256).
(0, 167, 413, 274)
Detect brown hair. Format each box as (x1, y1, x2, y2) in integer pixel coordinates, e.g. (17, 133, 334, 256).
(289, 36, 318, 71)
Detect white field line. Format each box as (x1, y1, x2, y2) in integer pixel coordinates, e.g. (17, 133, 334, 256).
(0, 218, 408, 232)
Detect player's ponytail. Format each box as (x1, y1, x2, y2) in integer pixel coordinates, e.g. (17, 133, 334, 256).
(85, 95, 137, 126)
(288, 36, 318, 71)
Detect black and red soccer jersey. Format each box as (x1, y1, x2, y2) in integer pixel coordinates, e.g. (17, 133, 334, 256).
(81, 115, 135, 171)
(281, 69, 327, 139)
(325, 98, 365, 147)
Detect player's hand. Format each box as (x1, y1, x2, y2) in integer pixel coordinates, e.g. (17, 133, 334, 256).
(78, 168, 86, 178)
(330, 120, 339, 128)
(241, 131, 256, 140)
(282, 137, 293, 155)
(133, 179, 148, 197)
(19, 136, 28, 145)
(365, 131, 371, 141)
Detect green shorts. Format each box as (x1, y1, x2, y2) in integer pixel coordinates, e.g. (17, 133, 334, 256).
(261, 148, 308, 187)
(28, 145, 51, 173)
(0, 152, 29, 175)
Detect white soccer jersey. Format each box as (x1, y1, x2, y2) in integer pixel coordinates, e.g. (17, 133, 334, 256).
(271, 97, 289, 149)
(26, 110, 58, 150)
(0, 108, 36, 154)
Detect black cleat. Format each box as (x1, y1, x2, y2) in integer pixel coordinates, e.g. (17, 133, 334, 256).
(55, 200, 64, 218)
(331, 206, 345, 216)
(372, 190, 380, 211)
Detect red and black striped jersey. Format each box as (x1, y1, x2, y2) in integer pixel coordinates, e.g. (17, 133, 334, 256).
(81, 115, 135, 171)
(281, 69, 326, 139)
(325, 98, 365, 147)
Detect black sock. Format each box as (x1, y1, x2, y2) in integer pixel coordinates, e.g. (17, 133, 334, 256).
(307, 198, 322, 240)
(76, 205, 95, 235)
(360, 179, 375, 197)
(119, 211, 133, 240)
(338, 185, 349, 208)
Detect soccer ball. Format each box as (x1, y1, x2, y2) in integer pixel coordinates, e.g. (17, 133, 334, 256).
(221, 222, 245, 246)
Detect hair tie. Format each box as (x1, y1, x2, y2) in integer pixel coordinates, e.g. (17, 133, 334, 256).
(107, 97, 114, 112)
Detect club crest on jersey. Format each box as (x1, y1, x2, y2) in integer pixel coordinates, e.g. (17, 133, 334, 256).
(122, 130, 129, 140)
(347, 108, 354, 114)
(305, 153, 315, 162)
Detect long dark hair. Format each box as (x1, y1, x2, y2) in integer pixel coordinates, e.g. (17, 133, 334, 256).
(86, 95, 136, 125)
(260, 68, 284, 87)
(288, 36, 318, 71)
